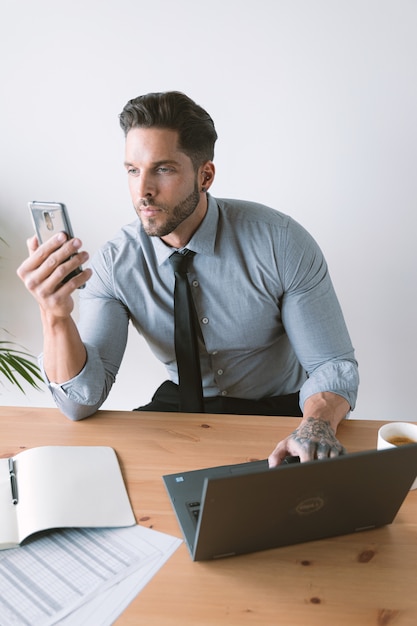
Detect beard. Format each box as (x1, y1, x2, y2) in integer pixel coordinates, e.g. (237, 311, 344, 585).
(136, 179, 201, 238)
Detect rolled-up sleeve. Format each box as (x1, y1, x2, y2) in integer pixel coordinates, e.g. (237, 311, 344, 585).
(39, 245, 130, 421)
(40, 343, 111, 420)
(299, 360, 359, 411)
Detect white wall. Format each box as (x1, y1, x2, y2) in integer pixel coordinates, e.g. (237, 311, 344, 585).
(1, 0, 416, 420)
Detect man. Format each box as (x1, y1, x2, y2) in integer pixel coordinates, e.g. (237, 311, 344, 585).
(17, 91, 359, 466)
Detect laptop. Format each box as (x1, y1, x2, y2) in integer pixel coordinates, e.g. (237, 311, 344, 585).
(163, 444, 417, 561)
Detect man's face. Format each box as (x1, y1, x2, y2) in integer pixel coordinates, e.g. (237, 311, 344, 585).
(124, 127, 204, 241)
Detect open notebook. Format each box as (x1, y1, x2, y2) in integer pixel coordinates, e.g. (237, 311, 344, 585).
(1, 446, 135, 549)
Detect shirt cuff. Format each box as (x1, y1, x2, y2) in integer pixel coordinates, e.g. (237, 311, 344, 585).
(299, 359, 359, 412)
(39, 343, 107, 407)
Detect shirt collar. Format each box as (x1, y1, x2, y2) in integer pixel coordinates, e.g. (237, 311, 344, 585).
(151, 194, 219, 266)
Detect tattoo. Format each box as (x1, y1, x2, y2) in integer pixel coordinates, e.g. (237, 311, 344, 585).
(291, 417, 345, 458)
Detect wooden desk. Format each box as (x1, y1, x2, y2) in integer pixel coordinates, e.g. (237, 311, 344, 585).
(1, 407, 416, 625)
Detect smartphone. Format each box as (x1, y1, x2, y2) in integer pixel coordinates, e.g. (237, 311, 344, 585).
(28, 201, 84, 286)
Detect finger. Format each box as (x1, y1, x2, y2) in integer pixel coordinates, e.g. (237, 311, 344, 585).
(297, 441, 317, 463)
(37, 250, 90, 293)
(315, 439, 346, 459)
(56, 259, 92, 290)
(34, 238, 84, 283)
(27, 234, 39, 254)
(33, 234, 87, 271)
(19, 232, 69, 278)
(34, 232, 70, 264)
(329, 444, 346, 458)
(17, 235, 43, 279)
(268, 444, 290, 468)
(46, 265, 92, 295)
(20, 243, 89, 297)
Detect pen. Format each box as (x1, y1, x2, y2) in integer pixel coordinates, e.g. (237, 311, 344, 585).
(8, 458, 18, 505)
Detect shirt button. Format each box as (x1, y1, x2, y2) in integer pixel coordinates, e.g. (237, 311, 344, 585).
(221, 390, 228, 396)
(217, 369, 224, 376)
(201, 317, 209, 325)
(211, 350, 218, 356)
(192, 280, 199, 287)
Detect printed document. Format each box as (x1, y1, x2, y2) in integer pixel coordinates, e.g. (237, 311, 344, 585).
(0, 524, 182, 625)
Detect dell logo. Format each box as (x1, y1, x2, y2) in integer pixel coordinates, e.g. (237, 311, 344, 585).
(296, 497, 325, 515)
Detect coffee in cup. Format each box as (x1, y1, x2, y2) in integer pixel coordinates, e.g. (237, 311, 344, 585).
(386, 435, 416, 446)
(377, 421, 417, 489)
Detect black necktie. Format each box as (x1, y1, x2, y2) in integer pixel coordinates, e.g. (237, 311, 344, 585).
(169, 250, 204, 413)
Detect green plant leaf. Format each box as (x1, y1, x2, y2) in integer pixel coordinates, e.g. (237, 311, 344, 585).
(0, 342, 43, 393)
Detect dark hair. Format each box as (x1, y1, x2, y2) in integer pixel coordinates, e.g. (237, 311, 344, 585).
(119, 91, 217, 168)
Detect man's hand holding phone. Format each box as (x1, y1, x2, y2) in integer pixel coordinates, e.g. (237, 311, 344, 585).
(17, 203, 93, 385)
(18, 200, 92, 319)
(18, 232, 92, 319)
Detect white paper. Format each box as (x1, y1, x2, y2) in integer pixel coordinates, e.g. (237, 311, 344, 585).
(0, 525, 182, 626)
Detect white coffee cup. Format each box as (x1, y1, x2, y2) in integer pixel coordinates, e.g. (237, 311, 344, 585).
(377, 421, 417, 490)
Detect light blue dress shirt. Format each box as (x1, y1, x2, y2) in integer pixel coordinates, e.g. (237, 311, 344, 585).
(44, 195, 359, 420)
